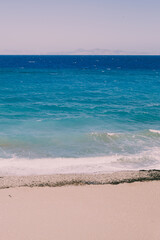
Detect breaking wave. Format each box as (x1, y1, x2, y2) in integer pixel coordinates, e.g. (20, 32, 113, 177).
(0, 146, 160, 176)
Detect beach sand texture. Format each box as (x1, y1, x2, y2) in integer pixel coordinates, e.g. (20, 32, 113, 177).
(0, 181, 160, 240)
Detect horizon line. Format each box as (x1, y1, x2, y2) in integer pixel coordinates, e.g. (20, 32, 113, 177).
(0, 54, 160, 56)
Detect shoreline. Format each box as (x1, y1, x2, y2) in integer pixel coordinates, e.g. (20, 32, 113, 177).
(1, 169, 160, 189)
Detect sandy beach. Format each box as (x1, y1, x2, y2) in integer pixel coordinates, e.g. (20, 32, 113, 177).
(0, 171, 160, 240)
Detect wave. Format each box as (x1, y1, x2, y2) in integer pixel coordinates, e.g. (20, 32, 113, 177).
(90, 132, 118, 137)
(0, 147, 160, 176)
(0, 129, 160, 160)
(28, 61, 36, 63)
(90, 129, 160, 139)
(149, 129, 160, 134)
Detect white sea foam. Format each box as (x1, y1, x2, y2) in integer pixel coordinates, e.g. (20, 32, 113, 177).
(149, 129, 160, 134)
(107, 133, 118, 136)
(28, 61, 35, 63)
(147, 103, 160, 107)
(0, 147, 160, 176)
(90, 132, 118, 136)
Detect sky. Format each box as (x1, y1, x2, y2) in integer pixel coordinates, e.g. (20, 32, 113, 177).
(0, 0, 160, 55)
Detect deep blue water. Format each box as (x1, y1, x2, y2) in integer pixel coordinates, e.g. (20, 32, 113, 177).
(0, 55, 160, 175)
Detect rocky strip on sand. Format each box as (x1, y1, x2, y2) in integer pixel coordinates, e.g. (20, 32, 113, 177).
(0, 170, 160, 189)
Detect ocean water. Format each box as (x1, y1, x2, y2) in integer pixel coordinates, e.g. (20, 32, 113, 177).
(0, 55, 160, 175)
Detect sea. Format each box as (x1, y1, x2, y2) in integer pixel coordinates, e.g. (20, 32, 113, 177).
(0, 55, 160, 175)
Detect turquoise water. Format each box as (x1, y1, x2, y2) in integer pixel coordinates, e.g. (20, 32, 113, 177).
(0, 56, 160, 175)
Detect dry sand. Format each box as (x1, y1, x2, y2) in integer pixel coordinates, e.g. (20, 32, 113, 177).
(0, 181, 160, 240)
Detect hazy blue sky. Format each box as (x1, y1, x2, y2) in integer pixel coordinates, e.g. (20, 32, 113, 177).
(0, 0, 160, 54)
